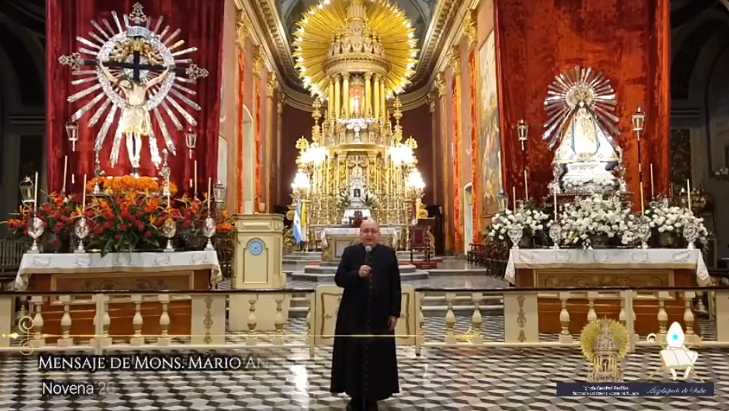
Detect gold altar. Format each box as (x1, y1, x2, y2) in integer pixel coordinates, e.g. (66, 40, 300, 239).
(289, 0, 425, 246)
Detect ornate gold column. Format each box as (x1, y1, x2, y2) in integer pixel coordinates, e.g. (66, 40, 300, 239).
(264, 72, 277, 212)
(380, 79, 386, 121)
(276, 95, 284, 207)
(342, 73, 350, 118)
(328, 76, 335, 119)
(373, 74, 380, 119)
(364, 73, 372, 118)
(334, 74, 341, 120)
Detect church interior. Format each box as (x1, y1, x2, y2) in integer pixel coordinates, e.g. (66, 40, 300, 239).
(1, 0, 729, 409)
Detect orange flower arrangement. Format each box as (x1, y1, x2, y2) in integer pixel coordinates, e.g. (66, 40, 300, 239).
(86, 176, 178, 196)
(7, 177, 233, 257)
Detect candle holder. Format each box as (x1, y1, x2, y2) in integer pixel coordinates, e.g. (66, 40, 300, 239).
(507, 224, 524, 250)
(162, 217, 177, 252)
(74, 217, 89, 253)
(683, 219, 698, 250)
(548, 222, 562, 250)
(637, 216, 651, 249)
(27, 216, 45, 253)
(202, 217, 216, 251)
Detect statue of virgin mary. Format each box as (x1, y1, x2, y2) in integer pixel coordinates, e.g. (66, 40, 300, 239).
(543, 67, 624, 193)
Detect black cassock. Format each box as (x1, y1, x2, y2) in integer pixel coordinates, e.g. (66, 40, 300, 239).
(330, 243, 402, 401)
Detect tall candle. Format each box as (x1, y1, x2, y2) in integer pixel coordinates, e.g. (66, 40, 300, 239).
(193, 160, 198, 198)
(553, 189, 558, 221)
(71, 173, 75, 185)
(523, 169, 529, 201)
(33, 172, 38, 213)
(639, 181, 645, 215)
(82, 174, 87, 211)
(687, 179, 692, 211)
(512, 186, 517, 211)
(62, 155, 68, 194)
(207, 177, 212, 210)
(649, 163, 655, 199)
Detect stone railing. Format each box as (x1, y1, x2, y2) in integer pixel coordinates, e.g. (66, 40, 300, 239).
(0, 286, 727, 355)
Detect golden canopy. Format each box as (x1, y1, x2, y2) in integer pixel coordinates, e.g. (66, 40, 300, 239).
(293, 0, 417, 98)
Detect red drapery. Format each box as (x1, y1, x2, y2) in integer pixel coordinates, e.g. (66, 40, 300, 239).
(494, 0, 671, 204)
(47, 0, 223, 195)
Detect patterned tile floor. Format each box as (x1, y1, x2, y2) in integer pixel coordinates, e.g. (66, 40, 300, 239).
(1, 344, 728, 410)
(1, 314, 726, 410)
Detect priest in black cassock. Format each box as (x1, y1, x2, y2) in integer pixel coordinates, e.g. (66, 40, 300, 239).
(330, 219, 402, 411)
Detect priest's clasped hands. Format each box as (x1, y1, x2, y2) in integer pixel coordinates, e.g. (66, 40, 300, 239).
(358, 264, 398, 331)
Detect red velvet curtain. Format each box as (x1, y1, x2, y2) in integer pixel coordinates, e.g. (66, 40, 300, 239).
(47, 0, 223, 195)
(494, 0, 671, 205)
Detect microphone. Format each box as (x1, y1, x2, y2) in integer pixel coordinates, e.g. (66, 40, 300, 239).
(364, 245, 373, 281)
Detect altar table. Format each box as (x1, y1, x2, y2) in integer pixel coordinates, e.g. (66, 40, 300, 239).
(14, 251, 221, 342)
(504, 249, 711, 338)
(315, 225, 402, 262)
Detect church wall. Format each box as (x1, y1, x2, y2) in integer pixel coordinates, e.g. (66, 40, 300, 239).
(431, 1, 498, 253)
(400, 104, 433, 205)
(277, 104, 313, 210)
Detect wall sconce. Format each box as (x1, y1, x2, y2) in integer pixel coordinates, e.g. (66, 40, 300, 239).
(19, 177, 34, 207)
(517, 119, 528, 151)
(632, 107, 645, 134)
(65, 121, 79, 152)
(185, 128, 197, 159)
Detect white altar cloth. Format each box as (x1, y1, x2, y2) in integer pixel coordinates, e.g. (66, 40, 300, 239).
(14, 251, 222, 291)
(505, 248, 711, 286)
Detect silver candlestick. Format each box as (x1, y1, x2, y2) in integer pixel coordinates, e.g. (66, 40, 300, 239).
(203, 217, 216, 251)
(683, 219, 698, 250)
(27, 216, 45, 253)
(162, 217, 177, 252)
(74, 217, 89, 253)
(548, 222, 562, 250)
(507, 224, 524, 250)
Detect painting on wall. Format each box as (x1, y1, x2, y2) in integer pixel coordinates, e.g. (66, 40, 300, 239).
(478, 31, 503, 216)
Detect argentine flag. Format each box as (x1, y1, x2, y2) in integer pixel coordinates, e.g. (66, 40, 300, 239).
(293, 200, 307, 243)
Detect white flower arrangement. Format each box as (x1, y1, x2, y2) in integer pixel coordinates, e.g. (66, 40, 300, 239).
(560, 194, 630, 246)
(646, 201, 709, 244)
(620, 213, 644, 246)
(488, 206, 549, 242)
